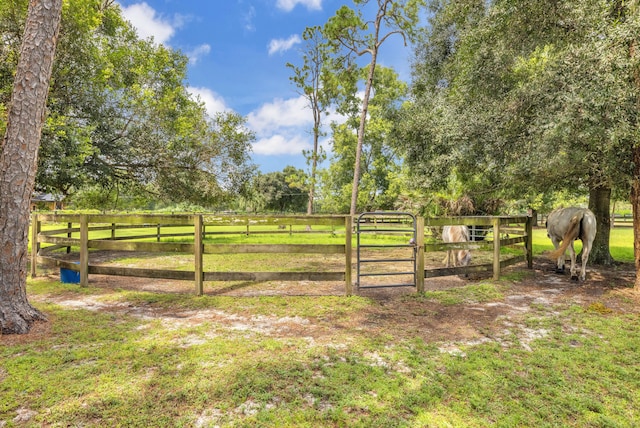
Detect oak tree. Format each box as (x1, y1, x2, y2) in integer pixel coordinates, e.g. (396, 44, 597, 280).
(397, 0, 640, 266)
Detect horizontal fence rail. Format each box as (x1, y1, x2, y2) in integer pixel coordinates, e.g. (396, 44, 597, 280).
(31, 213, 532, 295)
(422, 216, 531, 280)
(32, 213, 353, 295)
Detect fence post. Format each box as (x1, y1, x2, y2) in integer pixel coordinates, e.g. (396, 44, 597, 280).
(157, 224, 161, 242)
(194, 214, 204, 296)
(111, 223, 116, 240)
(344, 215, 352, 295)
(416, 216, 425, 293)
(67, 222, 72, 253)
(30, 213, 39, 278)
(80, 214, 89, 287)
(492, 217, 500, 280)
(526, 215, 533, 269)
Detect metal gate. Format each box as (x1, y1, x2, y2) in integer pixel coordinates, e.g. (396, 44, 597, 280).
(356, 212, 417, 289)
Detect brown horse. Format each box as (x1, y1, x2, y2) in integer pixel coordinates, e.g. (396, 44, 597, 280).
(546, 207, 597, 281)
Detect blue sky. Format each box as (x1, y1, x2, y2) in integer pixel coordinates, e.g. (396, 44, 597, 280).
(117, 0, 413, 173)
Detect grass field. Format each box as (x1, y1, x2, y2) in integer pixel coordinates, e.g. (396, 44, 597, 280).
(32, 220, 635, 260)
(532, 226, 634, 262)
(3, 224, 637, 426)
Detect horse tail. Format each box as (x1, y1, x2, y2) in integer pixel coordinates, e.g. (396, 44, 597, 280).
(548, 212, 584, 260)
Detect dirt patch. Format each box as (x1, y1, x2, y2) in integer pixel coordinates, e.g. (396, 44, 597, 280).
(7, 258, 639, 349)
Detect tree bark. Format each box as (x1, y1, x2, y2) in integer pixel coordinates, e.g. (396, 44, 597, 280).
(632, 146, 640, 289)
(0, 0, 63, 334)
(587, 185, 614, 265)
(349, 2, 389, 216)
(350, 57, 377, 216)
(631, 22, 640, 290)
(307, 107, 320, 216)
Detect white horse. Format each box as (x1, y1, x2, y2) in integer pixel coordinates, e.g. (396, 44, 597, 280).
(442, 225, 472, 267)
(546, 207, 597, 281)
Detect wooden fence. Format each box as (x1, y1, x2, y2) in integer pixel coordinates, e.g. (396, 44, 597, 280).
(422, 216, 532, 286)
(31, 213, 532, 295)
(537, 213, 632, 228)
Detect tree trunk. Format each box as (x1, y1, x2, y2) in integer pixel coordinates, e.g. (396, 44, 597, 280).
(350, 2, 388, 216)
(587, 185, 614, 265)
(350, 57, 377, 215)
(632, 146, 640, 289)
(0, 0, 63, 334)
(307, 112, 320, 216)
(610, 200, 616, 228)
(631, 28, 640, 290)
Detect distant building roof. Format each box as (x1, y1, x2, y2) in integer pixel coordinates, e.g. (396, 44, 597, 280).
(32, 193, 64, 202)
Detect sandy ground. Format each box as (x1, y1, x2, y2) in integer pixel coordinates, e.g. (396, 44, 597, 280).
(6, 255, 638, 351)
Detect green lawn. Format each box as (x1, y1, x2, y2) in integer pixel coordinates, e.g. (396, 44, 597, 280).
(532, 226, 634, 262)
(13, 219, 640, 427)
(2, 274, 638, 426)
(5, 220, 639, 426)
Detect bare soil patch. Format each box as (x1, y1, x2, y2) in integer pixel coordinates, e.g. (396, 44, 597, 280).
(8, 257, 639, 349)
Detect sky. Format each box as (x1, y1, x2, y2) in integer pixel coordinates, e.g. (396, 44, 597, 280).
(116, 0, 414, 173)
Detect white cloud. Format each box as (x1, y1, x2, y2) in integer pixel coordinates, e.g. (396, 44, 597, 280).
(247, 95, 346, 157)
(268, 35, 302, 55)
(187, 44, 211, 65)
(120, 2, 176, 44)
(252, 134, 310, 155)
(247, 96, 311, 134)
(276, 0, 323, 12)
(188, 87, 230, 117)
(247, 96, 311, 156)
(243, 6, 256, 32)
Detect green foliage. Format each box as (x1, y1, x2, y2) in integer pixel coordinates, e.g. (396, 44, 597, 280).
(244, 166, 309, 213)
(0, 0, 255, 207)
(320, 66, 408, 213)
(67, 185, 158, 211)
(286, 26, 333, 213)
(396, 0, 640, 208)
(322, 0, 425, 214)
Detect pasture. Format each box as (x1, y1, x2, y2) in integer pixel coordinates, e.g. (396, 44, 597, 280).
(2, 225, 639, 426)
(29, 213, 532, 293)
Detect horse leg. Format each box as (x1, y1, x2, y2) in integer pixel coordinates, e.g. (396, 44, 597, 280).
(580, 241, 592, 281)
(551, 237, 565, 273)
(568, 241, 578, 281)
(458, 250, 471, 278)
(455, 250, 463, 267)
(443, 250, 451, 268)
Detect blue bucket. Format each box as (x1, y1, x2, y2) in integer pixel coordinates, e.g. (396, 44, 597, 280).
(60, 262, 80, 283)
